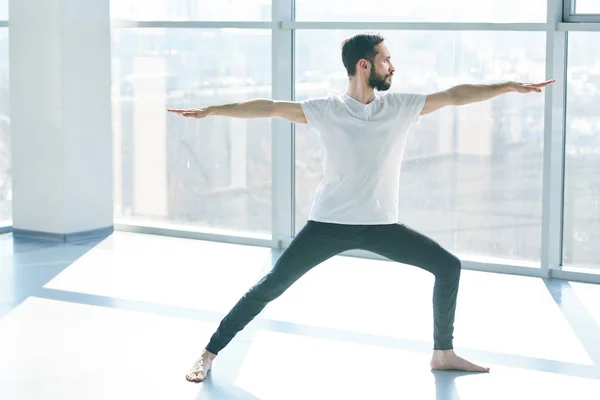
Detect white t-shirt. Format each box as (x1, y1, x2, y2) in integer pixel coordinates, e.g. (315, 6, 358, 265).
(300, 90, 426, 225)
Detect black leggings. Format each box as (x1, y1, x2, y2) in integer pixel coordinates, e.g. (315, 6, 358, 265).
(205, 220, 461, 354)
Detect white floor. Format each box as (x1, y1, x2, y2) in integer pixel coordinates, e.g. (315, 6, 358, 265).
(1, 231, 600, 399)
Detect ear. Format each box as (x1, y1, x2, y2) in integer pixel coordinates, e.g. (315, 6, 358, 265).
(358, 59, 369, 72)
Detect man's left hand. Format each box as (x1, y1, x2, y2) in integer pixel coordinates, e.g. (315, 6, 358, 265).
(510, 79, 556, 93)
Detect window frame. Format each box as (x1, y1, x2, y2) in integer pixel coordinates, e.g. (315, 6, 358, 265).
(97, 0, 600, 284)
(563, 0, 600, 22)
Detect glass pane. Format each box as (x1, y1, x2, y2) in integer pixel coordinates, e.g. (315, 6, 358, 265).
(295, 0, 546, 22)
(112, 29, 271, 236)
(295, 30, 546, 262)
(563, 32, 600, 270)
(111, 0, 272, 21)
(575, 0, 600, 14)
(0, 0, 6, 20)
(0, 29, 8, 224)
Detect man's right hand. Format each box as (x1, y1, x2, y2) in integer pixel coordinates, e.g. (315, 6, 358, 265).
(167, 108, 210, 119)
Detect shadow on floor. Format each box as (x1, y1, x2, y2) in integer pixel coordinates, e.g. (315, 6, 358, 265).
(432, 370, 468, 400)
(544, 278, 600, 368)
(190, 367, 468, 400)
(194, 373, 262, 400)
(6, 235, 600, 386)
(0, 233, 110, 318)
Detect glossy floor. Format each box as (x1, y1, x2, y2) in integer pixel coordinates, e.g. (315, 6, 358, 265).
(1, 231, 600, 399)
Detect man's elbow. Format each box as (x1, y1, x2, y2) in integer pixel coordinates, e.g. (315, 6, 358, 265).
(446, 88, 466, 106)
(262, 100, 277, 118)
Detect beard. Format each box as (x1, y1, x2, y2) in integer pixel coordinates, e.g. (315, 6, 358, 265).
(368, 68, 392, 91)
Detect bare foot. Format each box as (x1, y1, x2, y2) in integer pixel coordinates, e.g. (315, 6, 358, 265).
(185, 350, 216, 382)
(430, 350, 490, 373)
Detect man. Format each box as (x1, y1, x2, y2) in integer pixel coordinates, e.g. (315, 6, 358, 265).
(168, 33, 554, 383)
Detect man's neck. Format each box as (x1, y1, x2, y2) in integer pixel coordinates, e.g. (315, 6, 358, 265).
(346, 80, 375, 104)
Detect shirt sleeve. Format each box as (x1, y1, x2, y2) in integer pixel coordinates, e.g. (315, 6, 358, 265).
(299, 95, 332, 132)
(390, 92, 427, 124)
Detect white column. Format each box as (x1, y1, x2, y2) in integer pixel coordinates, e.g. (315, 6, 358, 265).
(9, 0, 113, 240)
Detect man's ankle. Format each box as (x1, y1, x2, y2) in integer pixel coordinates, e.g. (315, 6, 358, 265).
(433, 349, 455, 354)
(201, 349, 217, 359)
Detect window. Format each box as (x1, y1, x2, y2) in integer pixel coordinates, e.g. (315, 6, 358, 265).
(575, 0, 600, 14)
(0, 1, 6, 20)
(0, 29, 8, 224)
(295, 30, 547, 262)
(112, 28, 271, 236)
(111, 0, 272, 21)
(295, 0, 547, 22)
(563, 32, 600, 270)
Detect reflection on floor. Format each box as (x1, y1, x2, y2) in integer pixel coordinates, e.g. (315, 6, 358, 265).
(1, 231, 600, 399)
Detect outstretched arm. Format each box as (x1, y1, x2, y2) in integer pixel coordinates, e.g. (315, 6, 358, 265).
(167, 99, 307, 124)
(421, 79, 555, 116)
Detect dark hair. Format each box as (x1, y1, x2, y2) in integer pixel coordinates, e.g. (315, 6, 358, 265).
(341, 33, 385, 77)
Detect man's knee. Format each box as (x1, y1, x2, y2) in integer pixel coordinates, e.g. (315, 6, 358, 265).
(446, 253, 462, 276)
(433, 249, 461, 277)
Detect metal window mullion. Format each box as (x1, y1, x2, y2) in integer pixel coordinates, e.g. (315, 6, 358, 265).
(110, 20, 275, 29)
(563, 0, 576, 21)
(558, 22, 600, 31)
(541, 0, 568, 276)
(564, 0, 600, 22)
(114, 222, 277, 248)
(279, 21, 547, 31)
(271, 0, 294, 246)
(562, 14, 600, 23)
